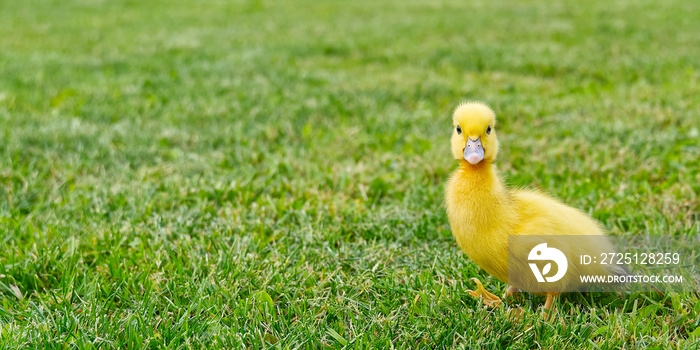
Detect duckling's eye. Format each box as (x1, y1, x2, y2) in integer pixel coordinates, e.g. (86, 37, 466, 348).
(456, 125, 462, 134)
(486, 124, 492, 135)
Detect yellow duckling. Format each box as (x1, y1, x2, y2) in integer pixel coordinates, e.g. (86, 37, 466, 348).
(445, 102, 625, 311)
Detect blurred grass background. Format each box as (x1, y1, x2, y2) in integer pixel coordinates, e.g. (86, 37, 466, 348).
(0, 0, 699, 348)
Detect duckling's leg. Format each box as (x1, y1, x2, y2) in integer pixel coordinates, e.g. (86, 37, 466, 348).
(541, 292, 560, 321)
(543, 292, 559, 311)
(466, 278, 502, 308)
(502, 286, 519, 299)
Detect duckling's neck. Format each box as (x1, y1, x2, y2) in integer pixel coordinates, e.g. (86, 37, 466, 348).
(456, 162, 507, 198)
(448, 161, 512, 232)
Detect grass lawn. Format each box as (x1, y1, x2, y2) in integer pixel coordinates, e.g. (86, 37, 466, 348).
(1, 0, 699, 348)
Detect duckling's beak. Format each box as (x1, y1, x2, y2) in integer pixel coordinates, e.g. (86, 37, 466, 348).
(463, 137, 484, 164)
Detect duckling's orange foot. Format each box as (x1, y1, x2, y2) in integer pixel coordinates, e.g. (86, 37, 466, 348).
(507, 306, 525, 322)
(466, 278, 502, 308)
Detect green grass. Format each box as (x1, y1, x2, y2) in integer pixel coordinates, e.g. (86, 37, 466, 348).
(0, 0, 699, 348)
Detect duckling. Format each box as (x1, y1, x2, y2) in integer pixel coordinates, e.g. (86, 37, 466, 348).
(444, 102, 625, 311)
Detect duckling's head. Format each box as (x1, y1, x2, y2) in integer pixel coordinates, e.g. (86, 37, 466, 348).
(450, 102, 499, 165)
